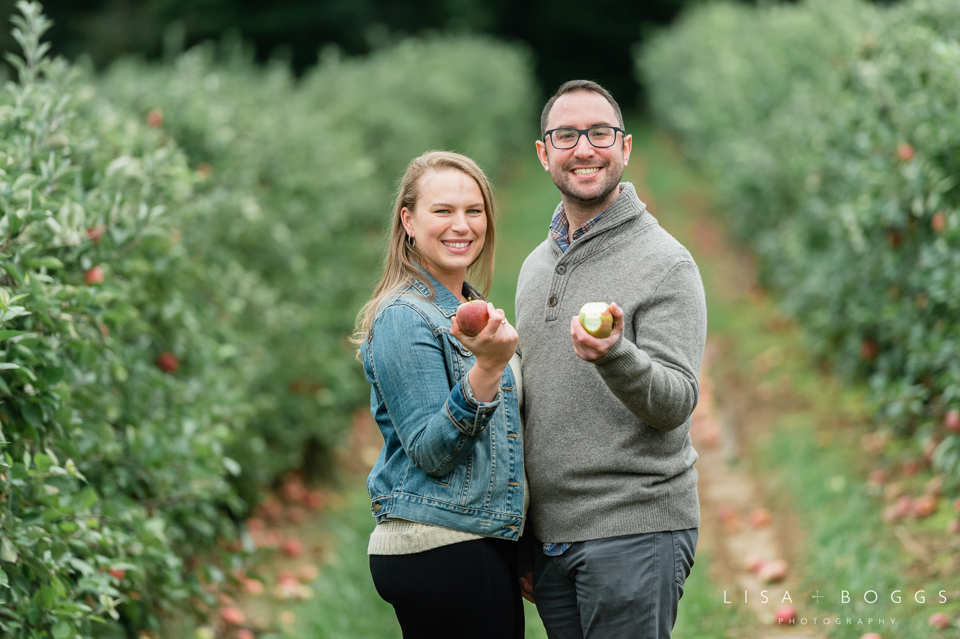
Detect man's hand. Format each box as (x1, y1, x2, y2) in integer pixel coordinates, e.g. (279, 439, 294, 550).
(570, 302, 624, 361)
(520, 572, 535, 603)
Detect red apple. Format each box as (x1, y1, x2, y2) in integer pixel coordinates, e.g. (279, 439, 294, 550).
(281, 538, 303, 557)
(109, 568, 125, 580)
(87, 225, 106, 243)
(146, 108, 164, 128)
(859, 634, 882, 639)
(242, 578, 264, 595)
(748, 508, 771, 528)
(456, 300, 489, 337)
(945, 409, 960, 433)
(84, 266, 104, 286)
(745, 555, 766, 574)
(897, 144, 915, 161)
(237, 630, 255, 639)
(579, 303, 613, 338)
(932, 211, 947, 232)
(220, 607, 245, 626)
(156, 352, 179, 374)
(297, 564, 320, 582)
(759, 559, 788, 584)
(929, 612, 951, 629)
(246, 517, 266, 532)
(277, 570, 298, 586)
(913, 495, 938, 519)
(775, 604, 796, 624)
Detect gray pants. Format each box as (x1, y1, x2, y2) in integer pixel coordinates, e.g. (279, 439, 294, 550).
(532, 529, 698, 639)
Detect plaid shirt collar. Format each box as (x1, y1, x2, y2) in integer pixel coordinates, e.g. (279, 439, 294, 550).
(549, 205, 605, 253)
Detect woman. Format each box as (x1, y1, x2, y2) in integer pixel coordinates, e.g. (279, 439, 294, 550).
(353, 151, 525, 638)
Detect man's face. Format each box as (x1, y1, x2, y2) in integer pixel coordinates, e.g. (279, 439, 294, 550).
(536, 91, 632, 210)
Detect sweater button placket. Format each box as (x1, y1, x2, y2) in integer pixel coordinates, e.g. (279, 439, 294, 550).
(556, 264, 566, 274)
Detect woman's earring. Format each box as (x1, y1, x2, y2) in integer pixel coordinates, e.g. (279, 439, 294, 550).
(407, 235, 416, 248)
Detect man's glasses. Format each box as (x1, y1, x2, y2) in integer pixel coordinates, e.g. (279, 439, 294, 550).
(544, 126, 624, 149)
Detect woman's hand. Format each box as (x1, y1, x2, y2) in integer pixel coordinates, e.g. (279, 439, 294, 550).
(451, 302, 519, 402)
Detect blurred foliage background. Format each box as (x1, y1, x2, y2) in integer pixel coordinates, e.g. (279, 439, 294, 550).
(0, 0, 713, 105)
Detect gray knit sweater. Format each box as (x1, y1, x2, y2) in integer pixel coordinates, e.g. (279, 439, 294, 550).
(515, 183, 707, 543)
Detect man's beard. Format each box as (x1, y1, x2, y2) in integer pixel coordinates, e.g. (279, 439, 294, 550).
(552, 161, 624, 210)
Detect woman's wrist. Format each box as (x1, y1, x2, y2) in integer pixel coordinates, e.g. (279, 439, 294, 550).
(467, 362, 505, 403)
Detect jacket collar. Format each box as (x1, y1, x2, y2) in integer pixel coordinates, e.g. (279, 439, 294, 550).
(408, 266, 481, 317)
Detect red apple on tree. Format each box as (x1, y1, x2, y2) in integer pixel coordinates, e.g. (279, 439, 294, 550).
(146, 108, 164, 128)
(579, 303, 613, 338)
(109, 568, 125, 581)
(456, 299, 489, 337)
(87, 225, 106, 243)
(945, 409, 960, 434)
(84, 266, 104, 286)
(156, 352, 179, 374)
(897, 144, 915, 161)
(932, 211, 947, 232)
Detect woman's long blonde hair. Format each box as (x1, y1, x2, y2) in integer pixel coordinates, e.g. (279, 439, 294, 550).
(352, 151, 497, 350)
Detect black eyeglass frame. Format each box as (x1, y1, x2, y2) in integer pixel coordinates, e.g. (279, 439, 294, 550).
(543, 126, 626, 149)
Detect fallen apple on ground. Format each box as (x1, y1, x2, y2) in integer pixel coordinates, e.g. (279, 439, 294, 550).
(579, 303, 613, 338)
(758, 559, 788, 584)
(929, 612, 951, 629)
(775, 604, 796, 624)
(456, 299, 489, 337)
(220, 607, 245, 626)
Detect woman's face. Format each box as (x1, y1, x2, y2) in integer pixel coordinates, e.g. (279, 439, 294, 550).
(401, 168, 487, 288)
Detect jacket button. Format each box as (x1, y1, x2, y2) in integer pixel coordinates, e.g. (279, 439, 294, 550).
(556, 264, 566, 274)
(548, 296, 558, 307)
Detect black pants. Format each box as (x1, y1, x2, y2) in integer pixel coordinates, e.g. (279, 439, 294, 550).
(370, 537, 525, 639)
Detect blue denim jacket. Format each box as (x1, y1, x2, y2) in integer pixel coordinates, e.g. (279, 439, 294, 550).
(361, 271, 525, 540)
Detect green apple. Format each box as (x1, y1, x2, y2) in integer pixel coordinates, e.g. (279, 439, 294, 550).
(579, 302, 613, 338)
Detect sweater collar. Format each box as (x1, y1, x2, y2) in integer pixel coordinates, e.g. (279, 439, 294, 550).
(548, 182, 650, 244)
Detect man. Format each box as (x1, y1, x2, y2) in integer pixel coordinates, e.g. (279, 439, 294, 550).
(515, 80, 707, 639)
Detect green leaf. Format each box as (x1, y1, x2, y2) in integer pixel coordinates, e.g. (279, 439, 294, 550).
(52, 622, 71, 639)
(34, 452, 52, 474)
(0, 363, 20, 370)
(20, 403, 42, 429)
(1, 537, 18, 563)
(0, 566, 7, 588)
(223, 457, 241, 476)
(0, 330, 25, 341)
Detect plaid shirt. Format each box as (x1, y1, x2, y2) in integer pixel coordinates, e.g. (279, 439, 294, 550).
(541, 206, 604, 557)
(549, 206, 605, 253)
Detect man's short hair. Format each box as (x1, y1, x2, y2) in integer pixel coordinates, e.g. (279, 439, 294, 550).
(540, 80, 625, 138)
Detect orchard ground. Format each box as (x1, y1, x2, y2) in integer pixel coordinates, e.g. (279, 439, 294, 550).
(174, 122, 960, 639)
